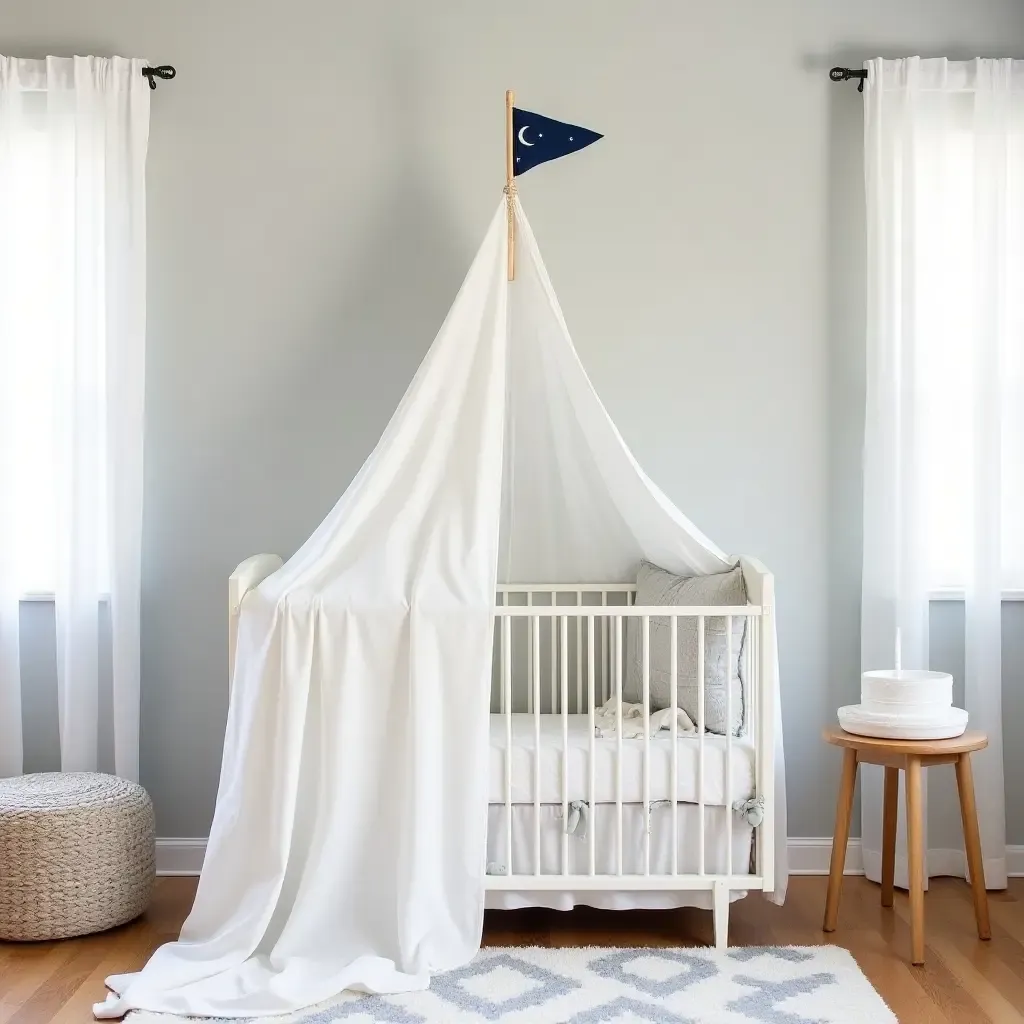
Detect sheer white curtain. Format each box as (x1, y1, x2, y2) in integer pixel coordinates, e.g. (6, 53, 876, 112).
(862, 57, 1024, 890)
(0, 56, 150, 779)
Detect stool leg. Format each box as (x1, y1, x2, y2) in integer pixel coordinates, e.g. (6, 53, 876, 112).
(881, 766, 899, 909)
(823, 747, 857, 932)
(906, 756, 925, 965)
(955, 753, 992, 940)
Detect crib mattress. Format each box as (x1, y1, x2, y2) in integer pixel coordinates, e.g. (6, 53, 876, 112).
(488, 713, 755, 807)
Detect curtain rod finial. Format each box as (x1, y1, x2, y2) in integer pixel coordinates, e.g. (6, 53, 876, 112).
(830, 66, 867, 92)
(142, 65, 176, 90)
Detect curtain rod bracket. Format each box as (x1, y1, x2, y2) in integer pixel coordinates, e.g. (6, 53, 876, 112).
(142, 65, 176, 90)
(830, 66, 867, 93)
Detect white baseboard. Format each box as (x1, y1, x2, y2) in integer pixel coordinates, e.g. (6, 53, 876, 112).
(156, 838, 208, 875)
(157, 837, 1024, 878)
(788, 839, 1024, 877)
(787, 838, 864, 875)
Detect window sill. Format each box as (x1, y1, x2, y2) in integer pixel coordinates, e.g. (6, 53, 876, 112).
(19, 593, 111, 603)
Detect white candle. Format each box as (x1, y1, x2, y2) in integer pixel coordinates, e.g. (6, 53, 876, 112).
(895, 627, 902, 674)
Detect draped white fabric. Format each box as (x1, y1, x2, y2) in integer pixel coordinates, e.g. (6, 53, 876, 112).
(861, 57, 1023, 890)
(0, 56, 149, 780)
(96, 199, 787, 1019)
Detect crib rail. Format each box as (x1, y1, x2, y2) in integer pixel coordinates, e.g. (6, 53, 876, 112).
(488, 577, 775, 946)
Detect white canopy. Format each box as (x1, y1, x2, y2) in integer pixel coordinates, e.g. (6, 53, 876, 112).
(96, 199, 787, 1019)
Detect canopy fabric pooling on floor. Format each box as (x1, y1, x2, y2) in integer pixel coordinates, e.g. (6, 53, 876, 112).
(96, 198, 786, 1019)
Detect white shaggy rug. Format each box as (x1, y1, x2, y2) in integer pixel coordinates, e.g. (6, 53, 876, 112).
(124, 945, 896, 1024)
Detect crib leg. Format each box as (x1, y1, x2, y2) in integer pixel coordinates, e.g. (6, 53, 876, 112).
(713, 882, 730, 950)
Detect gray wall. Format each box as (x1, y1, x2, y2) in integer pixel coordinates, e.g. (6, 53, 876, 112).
(5, 0, 1023, 841)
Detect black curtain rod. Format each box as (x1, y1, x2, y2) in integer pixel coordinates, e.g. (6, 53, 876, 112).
(143, 62, 865, 94)
(142, 65, 176, 90)
(145, 61, 867, 94)
(830, 66, 867, 92)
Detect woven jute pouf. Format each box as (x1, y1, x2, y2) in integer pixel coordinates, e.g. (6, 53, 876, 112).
(0, 772, 155, 941)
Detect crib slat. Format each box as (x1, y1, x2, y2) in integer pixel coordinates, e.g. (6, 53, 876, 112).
(601, 592, 608, 708)
(561, 614, 569, 877)
(642, 613, 651, 876)
(527, 592, 534, 716)
(503, 616, 513, 874)
(550, 593, 557, 715)
(615, 615, 623, 877)
(587, 614, 596, 876)
(698, 614, 705, 876)
(576, 591, 582, 714)
(533, 613, 541, 876)
(743, 613, 752, 742)
(670, 614, 679, 875)
(498, 592, 505, 715)
(726, 615, 734, 880)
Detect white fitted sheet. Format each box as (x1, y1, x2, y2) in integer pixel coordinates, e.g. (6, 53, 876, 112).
(489, 713, 755, 806)
(484, 802, 755, 911)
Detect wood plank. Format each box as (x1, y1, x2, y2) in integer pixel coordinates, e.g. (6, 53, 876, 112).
(922, 895, 1024, 1019)
(904, 956, 994, 1023)
(990, 894, 1024, 946)
(3, 945, 108, 1024)
(47, 925, 147, 1024)
(855, 953, 950, 1024)
(0, 944, 74, 1004)
(888, 891, 1006, 1023)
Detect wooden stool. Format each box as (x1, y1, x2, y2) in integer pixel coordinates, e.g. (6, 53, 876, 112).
(822, 727, 991, 965)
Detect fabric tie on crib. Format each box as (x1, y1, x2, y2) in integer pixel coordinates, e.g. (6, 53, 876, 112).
(565, 800, 589, 838)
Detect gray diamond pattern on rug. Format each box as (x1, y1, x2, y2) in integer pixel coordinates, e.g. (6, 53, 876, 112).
(729, 947, 815, 964)
(565, 995, 697, 1023)
(588, 948, 719, 998)
(124, 946, 896, 1024)
(306, 994, 426, 1023)
(430, 951, 580, 1020)
(729, 972, 838, 1024)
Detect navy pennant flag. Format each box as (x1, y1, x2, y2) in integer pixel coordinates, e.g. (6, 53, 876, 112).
(512, 107, 602, 176)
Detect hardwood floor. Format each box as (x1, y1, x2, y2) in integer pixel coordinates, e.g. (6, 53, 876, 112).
(1, 876, 1021, 1022)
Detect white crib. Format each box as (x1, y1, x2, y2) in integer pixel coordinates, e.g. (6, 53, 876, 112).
(227, 555, 776, 949)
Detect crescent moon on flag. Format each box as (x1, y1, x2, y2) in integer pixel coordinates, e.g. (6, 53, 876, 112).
(518, 126, 534, 147)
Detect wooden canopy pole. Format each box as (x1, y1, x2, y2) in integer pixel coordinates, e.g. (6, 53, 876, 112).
(505, 89, 515, 280)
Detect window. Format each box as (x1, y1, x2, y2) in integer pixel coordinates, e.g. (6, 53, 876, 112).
(1, 55, 149, 780)
(3, 102, 110, 595)
(917, 118, 1024, 592)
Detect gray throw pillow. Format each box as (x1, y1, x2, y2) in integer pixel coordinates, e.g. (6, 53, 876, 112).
(624, 561, 746, 735)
